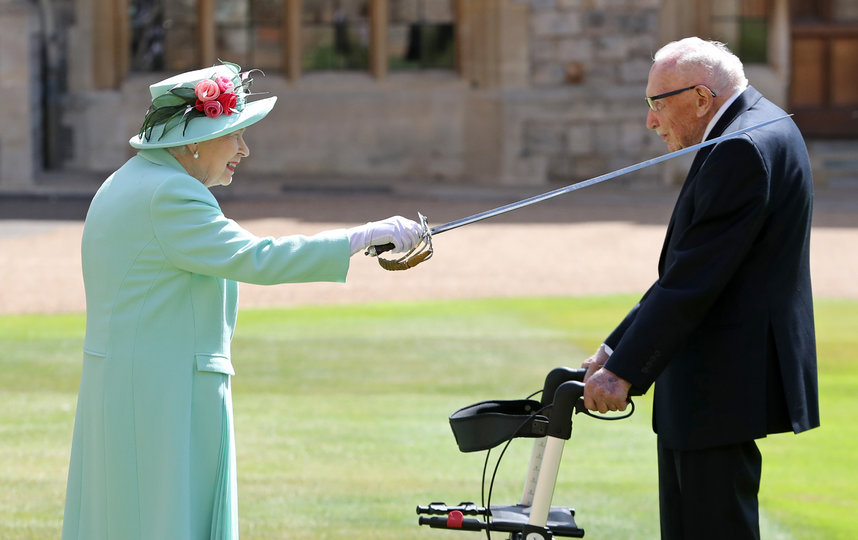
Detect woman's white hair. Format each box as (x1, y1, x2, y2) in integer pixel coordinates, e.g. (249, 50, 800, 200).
(654, 37, 748, 95)
(165, 145, 193, 159)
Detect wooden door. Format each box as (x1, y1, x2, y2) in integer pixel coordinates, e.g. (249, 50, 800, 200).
(790, 0, 858, 137)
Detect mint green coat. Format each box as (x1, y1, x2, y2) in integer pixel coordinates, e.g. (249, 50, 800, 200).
(62, 149, 350, 540)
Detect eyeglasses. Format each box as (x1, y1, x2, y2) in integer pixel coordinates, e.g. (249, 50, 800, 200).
(645, 85, 717, 112)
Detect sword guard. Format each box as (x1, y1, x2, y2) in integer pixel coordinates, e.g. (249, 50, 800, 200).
(368, 212, 433, 271)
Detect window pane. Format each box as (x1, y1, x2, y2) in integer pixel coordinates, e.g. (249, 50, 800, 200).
(130, 0, 167, 72)
(302, 0, 370, 71)
(215, 0, 283, 72)
(389, 0, 455, 70)
(831, 39, 858, 105)
(711, 0, 767, 65)
(250, 24, 283, 72)
(216, 1, 252, 68)
(250, 0, 283, 71)
(130, 0, 199, 72)
(791, 0, 824, 21)
(742, 0, 766, 19)
(131, 0, 282, 73)
(833, 0, 858, 22)
(738, 17, 768, 64)
(163, 0, 199, 71)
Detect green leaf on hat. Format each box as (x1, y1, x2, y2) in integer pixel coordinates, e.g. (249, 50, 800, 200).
(182, 108, 205, 136)
(158, 107, 192, 140)
(170, 86, 198, 101)
(136, 60, 260, 143)
(219, 59, 242, 74)
(150, 93, 187, 108)
(139, 104, 185, 140)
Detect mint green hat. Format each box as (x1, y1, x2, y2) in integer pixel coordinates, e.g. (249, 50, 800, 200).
(129, 61, 277, 149)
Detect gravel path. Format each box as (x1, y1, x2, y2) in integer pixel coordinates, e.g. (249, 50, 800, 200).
(1, 183, 856, 315)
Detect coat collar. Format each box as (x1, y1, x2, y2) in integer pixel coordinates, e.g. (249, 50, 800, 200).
(136, 148, 189, 173)
(658, 86, 763, 274)
(705, 86, 763, 141)
(685, 86, 762, 180)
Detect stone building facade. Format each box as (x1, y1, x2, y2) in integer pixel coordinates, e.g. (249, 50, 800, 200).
(1, 0, 855, 193)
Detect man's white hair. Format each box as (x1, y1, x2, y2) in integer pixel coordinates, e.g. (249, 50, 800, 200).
(654, 37, 748, 95)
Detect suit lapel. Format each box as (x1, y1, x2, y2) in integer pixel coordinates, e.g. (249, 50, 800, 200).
(685, 86, 761, 180)
(658, 86, 762, 274)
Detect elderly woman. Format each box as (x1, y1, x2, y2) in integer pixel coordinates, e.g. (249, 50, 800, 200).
(61, 62, 423, 540)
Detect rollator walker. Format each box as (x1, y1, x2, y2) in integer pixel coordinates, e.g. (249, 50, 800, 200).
(416, 367, 638, 539)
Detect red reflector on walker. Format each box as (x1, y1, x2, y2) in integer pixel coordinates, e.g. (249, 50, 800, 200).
(446, 510, 464, 528)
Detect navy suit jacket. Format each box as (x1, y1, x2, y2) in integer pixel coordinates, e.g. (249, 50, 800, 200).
(604, 86, 819, 450)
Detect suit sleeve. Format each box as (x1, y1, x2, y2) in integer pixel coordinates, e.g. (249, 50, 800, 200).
(149, 174, 350, 285)
(605, 137, 770, 391)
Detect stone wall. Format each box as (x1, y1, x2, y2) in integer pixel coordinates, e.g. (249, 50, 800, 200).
(513, 0, 666, 185)
(3, 0, 835, 191)
(0, 0, 40, 191)
(60, 71, 474, 183)
(44, 0, 689, 189)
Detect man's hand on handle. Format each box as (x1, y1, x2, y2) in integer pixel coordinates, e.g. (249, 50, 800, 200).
(582, 345, 632, 414)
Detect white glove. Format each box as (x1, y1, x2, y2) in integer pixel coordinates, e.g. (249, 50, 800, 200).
(346, 216, 424, 256)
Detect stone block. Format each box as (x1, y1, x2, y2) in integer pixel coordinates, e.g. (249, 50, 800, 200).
(594, 35, 628, 61)
(619, 120, 648, 154)
(594, 123, 620, 154)
(620, 58, 652, 83)
(0, 1, 37, 189)
(523, 120, 568, 155)
(531, 62, 569, 87)
(558, 37, 593, 62)
(510, 154, 550, 185)
(531, 39, 558, 62)
(528, 0, 558, 10)
(531, 11, 583, 38)
(567, 124, 594, 155)
(617, 12, 655, 34)
(571, 153, 609, 180)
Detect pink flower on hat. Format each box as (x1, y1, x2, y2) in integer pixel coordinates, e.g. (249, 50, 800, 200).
(217, 92, 237, 115)
(136, 60, 264, 145)
(215, 76, 235, 94)
(202, 99, 223, 118)
(194, 79, 220, 102)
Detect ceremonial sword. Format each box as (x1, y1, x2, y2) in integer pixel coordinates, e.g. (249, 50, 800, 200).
(371, 114, 792, 259)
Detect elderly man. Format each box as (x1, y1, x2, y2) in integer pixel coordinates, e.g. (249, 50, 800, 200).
(581, 37, 819, 540)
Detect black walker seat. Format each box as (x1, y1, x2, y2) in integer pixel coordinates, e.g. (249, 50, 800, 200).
(449, 399, 548, 452)
(417, 367, 598, 539)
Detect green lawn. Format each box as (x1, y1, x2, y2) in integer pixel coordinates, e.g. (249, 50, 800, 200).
(0, 296, 855, 539)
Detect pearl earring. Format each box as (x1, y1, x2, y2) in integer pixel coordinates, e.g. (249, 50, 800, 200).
(193, 150, 199, 159)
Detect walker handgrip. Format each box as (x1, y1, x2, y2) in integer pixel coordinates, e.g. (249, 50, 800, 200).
(418, 515, 484, 531)
(547, 380, 586, 440)
(542, 367, 587, 407)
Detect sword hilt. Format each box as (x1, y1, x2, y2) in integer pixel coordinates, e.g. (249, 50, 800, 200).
(366, 212, 433, 258)
(366, 243, 395, 256)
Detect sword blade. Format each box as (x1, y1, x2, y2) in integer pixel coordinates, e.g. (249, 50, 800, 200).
(429, 114, 791, 236)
